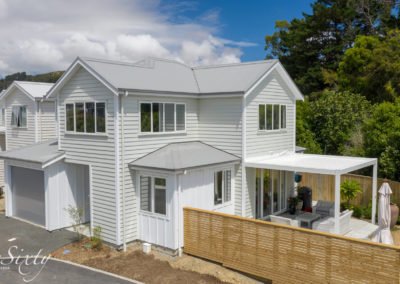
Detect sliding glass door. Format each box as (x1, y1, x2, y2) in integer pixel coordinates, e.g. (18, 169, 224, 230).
(256, 169, 287, 219)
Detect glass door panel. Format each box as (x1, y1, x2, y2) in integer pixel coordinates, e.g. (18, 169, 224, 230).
(255, 169, 261, 219)
(263, 170, 271, 217)
(272, 170, 280, 213)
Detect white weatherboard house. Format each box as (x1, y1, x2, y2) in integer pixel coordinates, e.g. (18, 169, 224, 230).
(0, 57, 378, 251)
(0, 81, 57, 187)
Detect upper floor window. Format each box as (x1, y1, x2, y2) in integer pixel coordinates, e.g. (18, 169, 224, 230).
(66, 102, 106, 133)
(11, 106, 27, 128)
(214, 169, 232, 205)
(259, 104, 286, 131)
(140, 102, 185, 133)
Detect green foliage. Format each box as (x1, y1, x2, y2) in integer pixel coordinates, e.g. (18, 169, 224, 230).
(363, 99, 400, 181)
(338, 30, 400, 103)
(353, 205, 364, 218)
(265, 0, 398, 96)
(340, 180, 362, 209)
(301, 91, 371, 155)
(0, 71, 63, 91)
(397, 215, 400, 225)
(91, 226, 104, 251)
(295, 100, 322, 153)
(363, 203, 373, 220)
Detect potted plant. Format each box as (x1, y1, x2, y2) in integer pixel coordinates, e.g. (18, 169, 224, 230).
(288, 196, 298, 215)
(340, 180, 362, 211)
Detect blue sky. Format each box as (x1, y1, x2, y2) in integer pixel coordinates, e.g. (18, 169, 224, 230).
(161, 0, 314, 62)
(0, 0, 314, 75)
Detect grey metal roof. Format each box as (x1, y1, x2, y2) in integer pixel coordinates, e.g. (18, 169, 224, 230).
(80, 57, 278, 94)
(193, 60, 278, 93)
(295, 146, 307, 153)
(0, 139, 65, 166)
(129, 141, 240, 172)
(1, 81, 54, 101)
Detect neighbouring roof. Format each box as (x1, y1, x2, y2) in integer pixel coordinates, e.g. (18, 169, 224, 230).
(0, 139, 65, 167)
(0, 81, 54, 101)
(245, 153, 377, 175)
(295, 146, 307, 153)
(47, 56, 303, 99)
(129, 141, 240, 172)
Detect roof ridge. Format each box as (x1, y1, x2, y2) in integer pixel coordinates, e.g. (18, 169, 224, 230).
(80, 57, 154, 69)
(14, 81, 54, 85)
(192, 59, 278, 70)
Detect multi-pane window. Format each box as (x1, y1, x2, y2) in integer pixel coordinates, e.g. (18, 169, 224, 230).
(258, 104, 286, 131)
(214, 170, 232, 205)
(140, 102, 185, 133)
(11, 106, 27, 128)
(65, 102, 106, 133)
(140, 176, 167, 216)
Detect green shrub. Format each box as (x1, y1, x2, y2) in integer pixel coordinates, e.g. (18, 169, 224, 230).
(397, 216, 400, 225)
(363, 203, 373, 220)
(353, 206, 364, 218)
(340, 180, 362, 210)
(91, 226, 104, 251)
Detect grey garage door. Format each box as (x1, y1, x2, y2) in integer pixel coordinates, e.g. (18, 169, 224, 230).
(12, 167, 45, 226)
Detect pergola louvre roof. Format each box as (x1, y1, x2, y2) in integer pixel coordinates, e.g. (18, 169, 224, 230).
(245, 153, 377, 175)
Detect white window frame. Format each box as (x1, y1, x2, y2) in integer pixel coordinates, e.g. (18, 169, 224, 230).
(139, 175, 169, 218)
(65, 101, 107, 135)
(213, 168, 233, 208)
(139, 101, 186, 134)
(258, 104, 287, 131)
(11, 105, 27, 128)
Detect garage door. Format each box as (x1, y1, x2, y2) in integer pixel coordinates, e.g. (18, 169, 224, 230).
(12, 167, 45, 226)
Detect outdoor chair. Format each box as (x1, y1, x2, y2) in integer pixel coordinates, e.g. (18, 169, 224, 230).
(270, 215, 299, 227)
(312, 210, 353, 235)
(312, 200, 335, 217)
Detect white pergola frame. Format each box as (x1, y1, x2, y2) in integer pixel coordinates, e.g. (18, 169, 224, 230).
(245, 153, 378, 234)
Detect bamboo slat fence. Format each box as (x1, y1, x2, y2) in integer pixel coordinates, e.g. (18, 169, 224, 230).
(184, 207, 400, 283)
(298, 173, 400, 207)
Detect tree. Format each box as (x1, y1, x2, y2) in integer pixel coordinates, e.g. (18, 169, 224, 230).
(338, 30, 400, 103)
(363, 99, 400, 181)
(306, 90, 371, 154)
(265, 0, 399, 97)
(296, 100, 323, 153)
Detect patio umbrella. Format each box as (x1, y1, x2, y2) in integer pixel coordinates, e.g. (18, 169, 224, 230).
(372, 182, 393, 245)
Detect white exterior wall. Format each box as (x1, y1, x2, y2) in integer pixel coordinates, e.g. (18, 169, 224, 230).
(244, 70, 297, 217)
(45, 161, 89, 231)
(38, 101, 57, 141)
(119, 95, 199, 244)
(58, 67, 117, 244)
(5, 89, 36, 150)
(0, 134, 5, 187)
(197, 97, 242, 216)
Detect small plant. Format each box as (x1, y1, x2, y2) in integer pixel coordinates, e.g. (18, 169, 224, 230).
(91, 226, 104, 251)
(65, 205, 85, 242)
(340, 180, 362, 210)
(353, 205, 363, 218)
(363, 203, 372, 220)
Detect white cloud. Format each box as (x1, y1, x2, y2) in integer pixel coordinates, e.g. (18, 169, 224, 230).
(0, 0, 255, 76)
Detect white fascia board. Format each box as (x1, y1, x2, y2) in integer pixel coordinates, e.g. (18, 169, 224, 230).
(46, 57, 118, 99)
(121, 90, 244, 99)
(42, 154, 66, 169)
(2, 82, 36, 102)
(337, 159, 378, 175)
(274, 63, 304, 101)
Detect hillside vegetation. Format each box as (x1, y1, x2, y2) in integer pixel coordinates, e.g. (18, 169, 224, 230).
(0, 71, 64, 91)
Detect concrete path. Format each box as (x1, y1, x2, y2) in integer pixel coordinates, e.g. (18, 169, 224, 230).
(0, 214, 76, 256)
(0, 259, 140, 284)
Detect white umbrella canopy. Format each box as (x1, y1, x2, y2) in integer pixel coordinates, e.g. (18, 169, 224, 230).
(372, 182, 394, 245)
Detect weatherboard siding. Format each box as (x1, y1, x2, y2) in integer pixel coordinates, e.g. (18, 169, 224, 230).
(244, 71, 296, 217)
(118, 95, 199, 243)
(38, 101, 56, 141)
(5, 89, 36, 150)
(58, 67, 118, 244)
(198, 97, 243, 216)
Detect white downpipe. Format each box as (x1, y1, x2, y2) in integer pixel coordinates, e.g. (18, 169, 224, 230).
(177, 174, 182, 254)
(113, 95, 121, 246)
(34, 101, 39, 143)
(122, 92, 127, 252)
(241, 95, 246, 217)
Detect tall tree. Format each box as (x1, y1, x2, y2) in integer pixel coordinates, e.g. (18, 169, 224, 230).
(338, 30, 400, 103)
(265, 0, 399, 97)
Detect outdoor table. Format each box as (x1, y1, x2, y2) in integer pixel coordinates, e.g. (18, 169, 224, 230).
(296, 212, 321, 229)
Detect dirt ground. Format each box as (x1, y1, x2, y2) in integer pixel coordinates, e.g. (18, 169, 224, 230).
(0, 196, 4, 213)
(54, 239, 262, 284)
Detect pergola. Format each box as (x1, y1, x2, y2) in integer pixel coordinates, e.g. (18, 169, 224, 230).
(245, 153, 378, 234)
